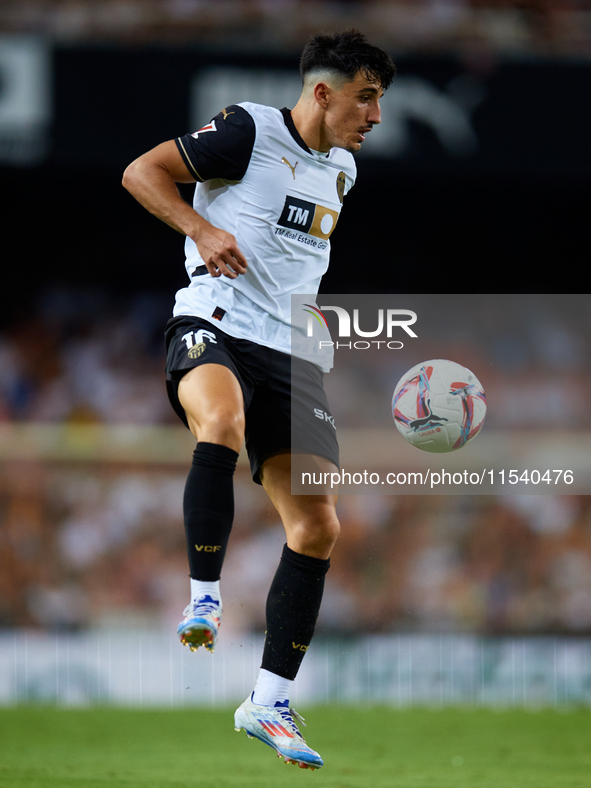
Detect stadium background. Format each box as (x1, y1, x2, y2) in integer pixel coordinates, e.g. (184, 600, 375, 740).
(1, 0, 591, 709)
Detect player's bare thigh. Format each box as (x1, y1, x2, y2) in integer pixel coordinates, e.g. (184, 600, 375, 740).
(177, 363, 245, 453)
(259, 452, 340, 561)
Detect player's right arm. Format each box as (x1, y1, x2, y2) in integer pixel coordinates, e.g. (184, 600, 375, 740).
(122, 140, 247, 279)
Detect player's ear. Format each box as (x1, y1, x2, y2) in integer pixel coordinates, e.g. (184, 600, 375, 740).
(313, 82, 331, 109)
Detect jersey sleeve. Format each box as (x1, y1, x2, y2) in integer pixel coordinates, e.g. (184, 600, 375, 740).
(344, 160, 356, 196)
(175, 104, 255, 182)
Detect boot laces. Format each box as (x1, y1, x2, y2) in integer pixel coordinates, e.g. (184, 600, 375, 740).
(277, 706, 306, 738)
(183, 595, 220, 618)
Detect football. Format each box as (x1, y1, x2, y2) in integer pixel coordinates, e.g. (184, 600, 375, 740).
(392, 359, 487, 452)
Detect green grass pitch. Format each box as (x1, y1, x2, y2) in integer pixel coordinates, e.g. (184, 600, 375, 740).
(1, 705, 590, 787)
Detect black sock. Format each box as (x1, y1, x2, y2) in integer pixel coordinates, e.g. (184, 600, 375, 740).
(183, 442, 238, 581)
(261, 544, 330, 681)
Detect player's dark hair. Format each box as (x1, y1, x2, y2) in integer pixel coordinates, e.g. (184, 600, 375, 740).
(300, 29, 396, 90)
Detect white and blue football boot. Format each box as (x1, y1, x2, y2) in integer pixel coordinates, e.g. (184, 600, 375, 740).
(177, 595, 221, 653)
(234, 694, 324, 770)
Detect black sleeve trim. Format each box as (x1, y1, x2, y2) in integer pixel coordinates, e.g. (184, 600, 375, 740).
(176, 105, 255, 183)
(175, 137, 204, 181)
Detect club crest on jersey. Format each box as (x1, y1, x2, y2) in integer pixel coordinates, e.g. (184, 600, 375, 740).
(191, 120, 217, 138)
(278, 196, 339, 240)
(336, 171, 346, 204)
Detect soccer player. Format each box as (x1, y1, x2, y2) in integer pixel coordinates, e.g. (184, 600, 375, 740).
(122, 30, 395, 770)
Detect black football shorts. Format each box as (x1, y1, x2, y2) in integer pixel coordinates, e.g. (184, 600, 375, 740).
(164, 315, 339, 484)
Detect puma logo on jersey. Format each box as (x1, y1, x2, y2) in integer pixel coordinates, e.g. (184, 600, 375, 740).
(191, 121, 217, 138)
(221, 108, 235, 120)
(281, 157, 298, 179)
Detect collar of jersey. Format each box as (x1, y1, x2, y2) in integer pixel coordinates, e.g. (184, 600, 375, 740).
(280, 107, 330, 159)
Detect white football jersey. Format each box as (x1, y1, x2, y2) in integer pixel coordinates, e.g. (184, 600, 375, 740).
(173, 102, 356, 368)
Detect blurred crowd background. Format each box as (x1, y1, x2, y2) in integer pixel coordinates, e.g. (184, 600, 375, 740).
(1, 290, 589, 429)
(1, 1, 590, 648)
(1, 289, 590, 639)
(3, 445, 591, 637)
(1, 0, 590, 58)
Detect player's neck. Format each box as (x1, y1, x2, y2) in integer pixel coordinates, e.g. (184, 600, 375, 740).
(290, 101, 331, 154)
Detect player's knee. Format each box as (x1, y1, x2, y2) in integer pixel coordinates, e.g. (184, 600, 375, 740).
(321, 514, 341, 550)
(291, 508, 340, 558)
(187, 407, 245, 451)
(207, 408, 245, 446)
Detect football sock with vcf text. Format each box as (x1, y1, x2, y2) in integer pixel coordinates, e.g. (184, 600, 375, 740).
(258, 544, 330, 691)
(183, 442, 238, 589)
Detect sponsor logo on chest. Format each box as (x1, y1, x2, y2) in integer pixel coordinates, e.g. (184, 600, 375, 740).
(277, 196, 339, 240)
